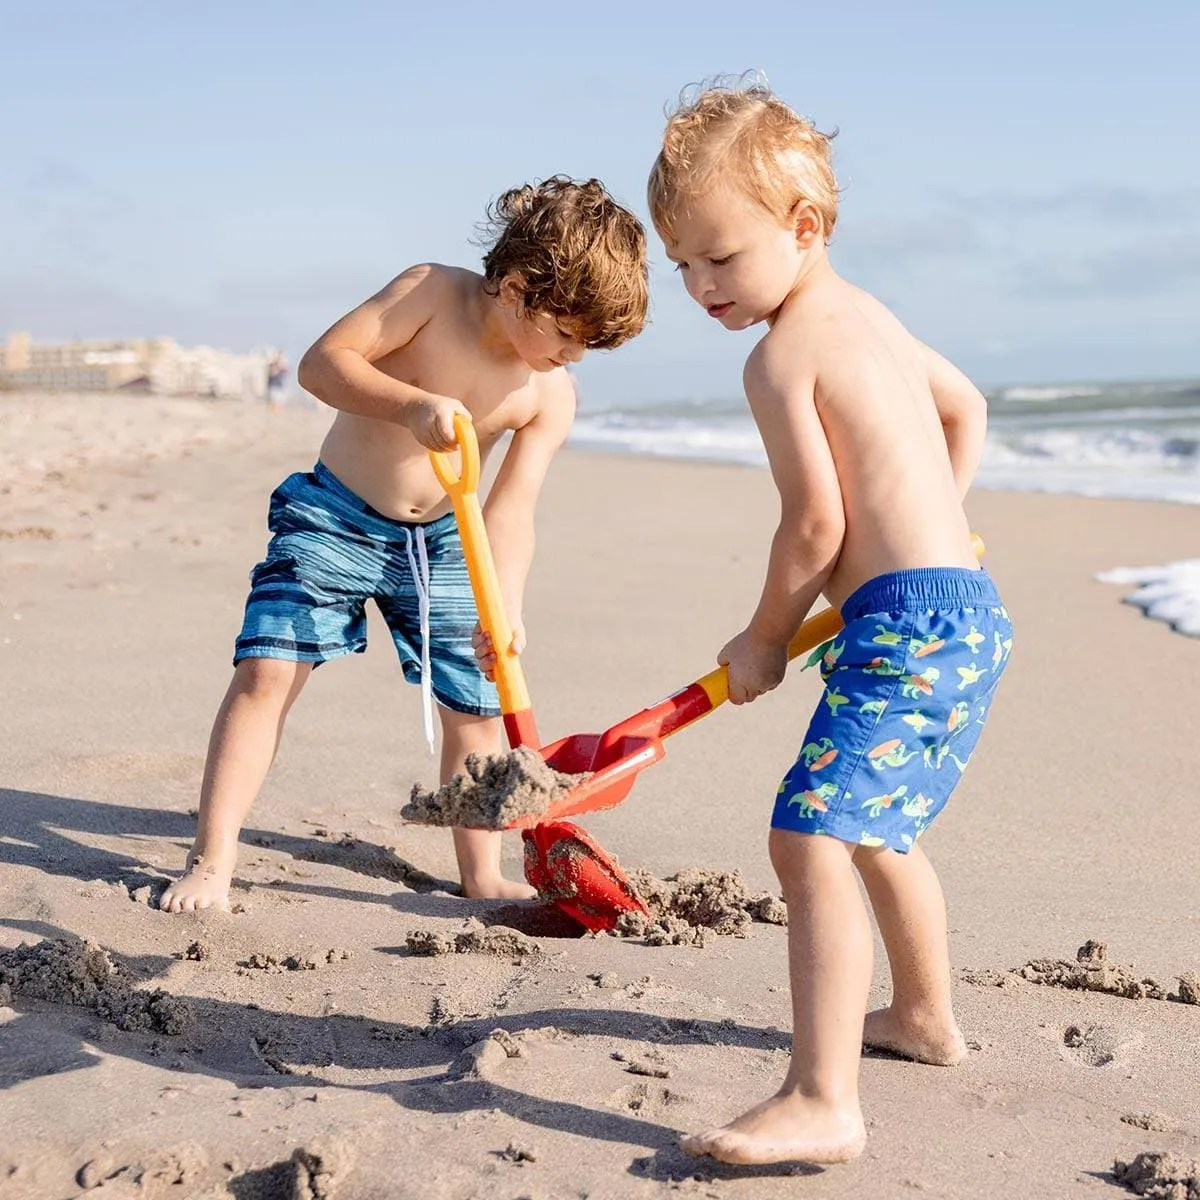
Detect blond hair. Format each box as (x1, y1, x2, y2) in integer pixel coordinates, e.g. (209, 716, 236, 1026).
(479, 176, 648, 350)
(648, 77, 839, 242)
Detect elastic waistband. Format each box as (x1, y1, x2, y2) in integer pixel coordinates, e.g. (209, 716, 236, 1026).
(312, 461, 456, 533)
(842, 567, 1001, 621)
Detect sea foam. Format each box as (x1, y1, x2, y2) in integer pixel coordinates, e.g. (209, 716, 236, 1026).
(1097, 560, 1200, 638)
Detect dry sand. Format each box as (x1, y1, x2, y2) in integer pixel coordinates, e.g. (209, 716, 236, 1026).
(2, 390, 1199, 1199)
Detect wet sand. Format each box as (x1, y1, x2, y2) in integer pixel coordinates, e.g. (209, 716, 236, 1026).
(1, 391, 1198, 1199)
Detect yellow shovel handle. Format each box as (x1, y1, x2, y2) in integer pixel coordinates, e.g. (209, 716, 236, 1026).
(429, 414, 531, 715)
(695, 533, 987, 710)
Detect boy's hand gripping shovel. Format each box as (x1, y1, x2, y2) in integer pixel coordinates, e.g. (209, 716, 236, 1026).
(431, 416, 982, 931)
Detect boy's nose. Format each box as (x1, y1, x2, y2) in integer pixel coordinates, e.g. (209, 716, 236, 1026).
(686, 272, 714, 303)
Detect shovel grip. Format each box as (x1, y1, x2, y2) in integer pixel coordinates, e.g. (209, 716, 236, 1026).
(695, 534, 987, 714)
(429, 414, 533, 727)
(694, 605, 845, 711)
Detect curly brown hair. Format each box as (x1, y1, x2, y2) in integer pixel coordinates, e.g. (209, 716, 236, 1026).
(479, 177, 648, 350)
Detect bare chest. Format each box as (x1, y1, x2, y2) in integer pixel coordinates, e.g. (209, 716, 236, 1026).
(373, 328, 539, 439)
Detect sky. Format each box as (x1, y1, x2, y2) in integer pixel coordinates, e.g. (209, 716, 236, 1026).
(1, 1, 1197, 404)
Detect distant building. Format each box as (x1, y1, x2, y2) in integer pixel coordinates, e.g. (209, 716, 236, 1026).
(0, 332, 280, 400)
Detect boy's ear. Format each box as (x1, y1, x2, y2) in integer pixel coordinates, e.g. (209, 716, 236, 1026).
(791, 201, 822, 248)
(497, 272, 528, 314)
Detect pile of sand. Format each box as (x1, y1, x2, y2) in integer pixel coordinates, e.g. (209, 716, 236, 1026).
(406, 918, 541, 958)
(616, 868, 788, 946)
(0, 938, 190, 1035)
(1018, 940, 1200, 1004)
(1113, 1151, 1199, 1199)
(402, 746, 586, 829)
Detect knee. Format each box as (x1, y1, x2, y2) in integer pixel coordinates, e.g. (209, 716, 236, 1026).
(768, 826, 814, 885)
(768, 827, 852, 890)
(439, 711, 502, 758)
(231, 657, 308, 704)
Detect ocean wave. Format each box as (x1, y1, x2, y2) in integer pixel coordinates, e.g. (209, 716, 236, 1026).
(994, 385, 1105, 403)
(570, 408, 1200, 505)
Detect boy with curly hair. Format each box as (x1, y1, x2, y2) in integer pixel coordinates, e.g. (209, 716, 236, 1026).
(161, 177, 648, 913)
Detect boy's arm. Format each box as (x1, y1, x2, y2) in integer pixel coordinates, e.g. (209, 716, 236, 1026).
(296, 264, 469, 450)
(917, 340, 988, 498)
(721, 341, 846, 704)
(480, 373, 577, 645)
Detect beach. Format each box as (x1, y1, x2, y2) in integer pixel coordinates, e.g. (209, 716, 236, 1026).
(2, 392, 1198, 1199)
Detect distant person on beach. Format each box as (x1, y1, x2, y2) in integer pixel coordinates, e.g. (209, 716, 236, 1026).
(648, 79, 1012, 1166)
(160, 177, 648, 913)
(266, 353, 289, 408)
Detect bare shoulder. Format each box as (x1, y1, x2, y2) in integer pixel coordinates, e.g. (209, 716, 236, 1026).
(743, 317, 817, 403)
(845, 279, 904, 322)
(373, 262, 470, 306)
(522, 367, 578, 434)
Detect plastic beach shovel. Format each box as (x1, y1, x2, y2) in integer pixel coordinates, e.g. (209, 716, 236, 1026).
(430, 417, 980, 931)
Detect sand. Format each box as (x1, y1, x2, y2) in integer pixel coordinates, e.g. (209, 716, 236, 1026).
(402, 746, 586, 828)
(0, 938, 190, 1035)
(617, 868, 789, 946)
(1015, 940, 1199, 1004)
(2, 390, 1200, 1198)
(1112, 1152, 1200, 1199)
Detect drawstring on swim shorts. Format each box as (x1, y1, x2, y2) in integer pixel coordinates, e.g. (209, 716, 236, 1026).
(404, 525, 435, 754)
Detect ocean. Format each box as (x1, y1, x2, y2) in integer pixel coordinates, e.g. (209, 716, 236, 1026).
(570, 378, 1200, 506)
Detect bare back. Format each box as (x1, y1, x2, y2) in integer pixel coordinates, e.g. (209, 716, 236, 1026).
(318, 268, 555, 521)
(769, 279, 978, 610)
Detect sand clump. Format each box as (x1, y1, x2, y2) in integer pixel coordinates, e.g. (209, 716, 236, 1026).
(1018, 940, 1199, 1004)
(76, 1142, 212, 1195)
(1177, 972, 1200, 1004)
(277, 1141, 355, 1200)
(1113, 1152, 1200, 1199)
(0, 938, 189, 1035)
(74, 1138, 356, 1200)
(1122, 1113, 1181, 1133)
(406, 918, 541, 958)
(616, 868, 787, 946)
(402, 746, 586, 829)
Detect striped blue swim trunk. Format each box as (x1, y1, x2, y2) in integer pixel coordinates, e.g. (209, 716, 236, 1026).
(772, 567, 1012, 853)
(235, 463, 500, 720)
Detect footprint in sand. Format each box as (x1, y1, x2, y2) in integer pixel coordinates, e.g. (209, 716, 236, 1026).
(1058, 1023, 1144, 1068)
(605, 1081, 685, 1115)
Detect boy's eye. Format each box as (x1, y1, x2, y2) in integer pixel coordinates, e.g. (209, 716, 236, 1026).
(672, 261, 688, 272)
(709, 254, 733, 267)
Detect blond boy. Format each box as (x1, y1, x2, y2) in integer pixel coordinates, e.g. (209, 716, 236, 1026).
(648, 82, 1012, 1165)
(161, 178, 648, 913)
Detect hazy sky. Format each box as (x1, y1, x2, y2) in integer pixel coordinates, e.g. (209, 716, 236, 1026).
(2, 2, 1197, 403)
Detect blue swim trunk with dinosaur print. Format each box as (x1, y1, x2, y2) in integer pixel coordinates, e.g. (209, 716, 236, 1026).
(771, 567, 1012, 852)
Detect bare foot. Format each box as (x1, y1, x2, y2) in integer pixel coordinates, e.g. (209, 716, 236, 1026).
(682, 1091, 866, 1166)
(863, 1006, 968, 1066)
(159, 851, 234, 913)
(461, 875, 538, 901)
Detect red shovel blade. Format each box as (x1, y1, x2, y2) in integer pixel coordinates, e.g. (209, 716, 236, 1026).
(504, 734, 665, 831)
(521, 820, 648, 933)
